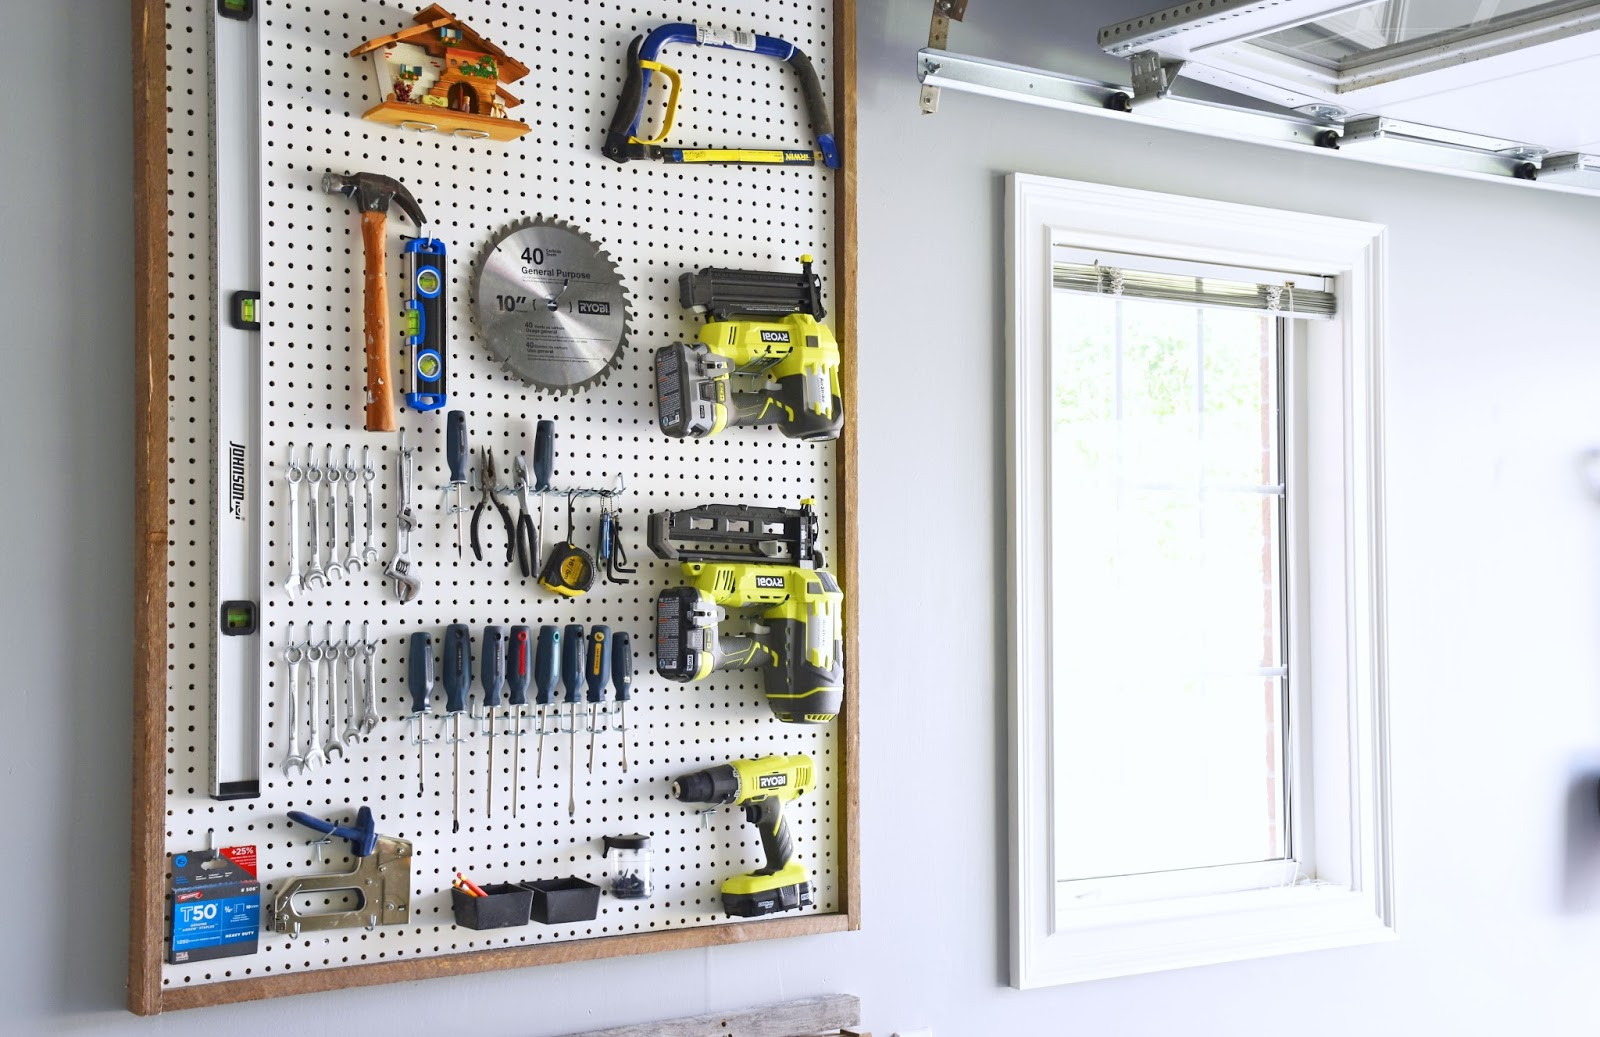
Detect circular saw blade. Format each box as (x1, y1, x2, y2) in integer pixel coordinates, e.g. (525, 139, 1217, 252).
(471, 217, 630, 394)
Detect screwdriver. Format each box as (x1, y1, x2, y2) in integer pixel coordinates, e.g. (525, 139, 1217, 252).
(442, 623, 472, 834)
(561, 623, 585, 817)
(612, 631, 633, 773)
(446, 409, 468, 558)
(585, 626, 611, 773)
(506, 625, 531, 817)
(479, 625, 505, 820)
(406, 631, 434, 797)
(534, 625, 560, 780)
(533, 419, 554, 554)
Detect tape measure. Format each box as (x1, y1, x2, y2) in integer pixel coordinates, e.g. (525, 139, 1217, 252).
(539, 492, 596, 596)
(539, 542, 595, 597)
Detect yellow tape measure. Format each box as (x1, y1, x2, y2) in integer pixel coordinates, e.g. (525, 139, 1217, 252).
(539, 542, 595, 597)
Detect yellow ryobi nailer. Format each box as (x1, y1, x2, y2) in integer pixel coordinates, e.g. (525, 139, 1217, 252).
(655, 257, 843, 442)
(649, 500, 843, 724)
(671, 754, 815, 917)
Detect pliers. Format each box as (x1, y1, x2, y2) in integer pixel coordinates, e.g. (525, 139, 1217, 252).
(470, 447, 515, 564)
(513, 453, 538, 578)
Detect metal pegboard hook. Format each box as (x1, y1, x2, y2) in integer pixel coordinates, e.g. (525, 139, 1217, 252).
(537, 473, 627, 501)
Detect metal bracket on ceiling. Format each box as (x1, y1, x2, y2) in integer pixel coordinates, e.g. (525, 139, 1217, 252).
(1343, 116, 1546, 179)
(919, 0, 970, 114)
(1127, 50, 1185, 112)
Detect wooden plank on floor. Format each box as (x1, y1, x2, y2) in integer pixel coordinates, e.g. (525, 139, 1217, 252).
(560, 994, 861, 1037)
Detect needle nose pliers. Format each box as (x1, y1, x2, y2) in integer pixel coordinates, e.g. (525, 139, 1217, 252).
(513, 453, 538, 578)
(471, 447, 515, 564)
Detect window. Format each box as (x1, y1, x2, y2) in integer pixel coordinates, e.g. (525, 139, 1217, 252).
(1007, 174, 1394, 988)
(1050, 283, 1294, 910)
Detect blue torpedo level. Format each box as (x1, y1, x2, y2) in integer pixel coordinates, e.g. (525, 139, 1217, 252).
(404, 237, 447, 411)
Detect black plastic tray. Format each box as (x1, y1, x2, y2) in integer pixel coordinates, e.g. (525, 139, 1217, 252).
(452, 882, 533, 930)
(521, 876, 601, 924)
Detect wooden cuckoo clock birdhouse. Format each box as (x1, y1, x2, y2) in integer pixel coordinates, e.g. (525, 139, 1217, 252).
(348, 4, 531, 141)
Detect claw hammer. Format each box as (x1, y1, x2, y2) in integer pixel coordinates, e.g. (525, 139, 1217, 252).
(321, 171, 426, 432)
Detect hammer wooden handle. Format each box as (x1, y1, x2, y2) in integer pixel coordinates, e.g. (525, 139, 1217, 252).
(360, 210, 398, 432)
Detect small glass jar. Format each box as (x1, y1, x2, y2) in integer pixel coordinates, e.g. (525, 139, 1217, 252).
(602, 834, 652, 900)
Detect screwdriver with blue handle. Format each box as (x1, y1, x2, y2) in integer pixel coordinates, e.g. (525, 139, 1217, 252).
(561, 623, 585, 817)
(506, 625, 531, 817)
(533, 419, 553, 553)
(407, 632, 435, 797)
(533, 625, 560, 780)
(586, 626, 611, 773)
(446, 410, 469, 558)
(443, 623, 471, 833)
(612, 631, 633, 772)
(479, 625, 505, 819)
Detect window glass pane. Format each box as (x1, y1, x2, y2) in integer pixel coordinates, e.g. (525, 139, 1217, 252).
(1202, 308, 1279, 487)
(1055, 677, 1287, 879)
(1049, 292, 1287, 883)
(1251, 0, 1561, 66)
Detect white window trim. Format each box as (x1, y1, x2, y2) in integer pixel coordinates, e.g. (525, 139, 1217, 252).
(1006, 173, 1395, 989)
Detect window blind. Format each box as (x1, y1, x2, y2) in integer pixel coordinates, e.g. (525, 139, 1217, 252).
(1053, 262, 1337, 320)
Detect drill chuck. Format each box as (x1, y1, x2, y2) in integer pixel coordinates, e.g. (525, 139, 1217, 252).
(670, 763, 740, 805)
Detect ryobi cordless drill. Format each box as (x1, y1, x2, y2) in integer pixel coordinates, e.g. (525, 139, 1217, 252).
(671, 753, 816, 917)
(649, 500, 843, 725)
(655, 257, 843, 442)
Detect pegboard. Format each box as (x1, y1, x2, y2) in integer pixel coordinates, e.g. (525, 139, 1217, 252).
(135, 0, 858, 1010)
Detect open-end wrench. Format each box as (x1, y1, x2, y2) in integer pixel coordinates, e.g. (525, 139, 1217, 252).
(341, 621, 361, 745)
(324, 447, 346, 582)
(361, 445, 379, 566)
(285, 448, 304, 598)
(282, 624, 306, 775)
(304, 449, 327, 590)
(322, 622, 346, 763)
(359, 622, 380, 734)
(384, 429, 421, 601)
(343, 447, 361, 571)
(303, 639, 327, 771)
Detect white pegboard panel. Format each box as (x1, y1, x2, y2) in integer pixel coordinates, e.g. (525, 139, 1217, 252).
(164, 0, 842, 988)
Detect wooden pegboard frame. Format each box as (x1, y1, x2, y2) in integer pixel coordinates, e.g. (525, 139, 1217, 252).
(129, 0, 858, 1013)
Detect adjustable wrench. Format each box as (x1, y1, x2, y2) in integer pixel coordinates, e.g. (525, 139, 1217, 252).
(324, 447, 346, 582)
(359, 622, 380, 734)
(385, 429, 421, 601)
(361, 446, 379, 566)
(285, 448, 304, 597)
(304, 449, 326, 590)
(282, 625, 306, 775)
(343, 447, 362, 571)
(322, 622, 345, 763)
(303, 639, 327, 771)
(342, 622, 362, 745)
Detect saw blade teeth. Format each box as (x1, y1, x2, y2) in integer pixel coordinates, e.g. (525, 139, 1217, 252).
(470, 216, 629, 394)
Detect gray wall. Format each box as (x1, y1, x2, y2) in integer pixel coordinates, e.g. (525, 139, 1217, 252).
(13, 0, 1600, 1032)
